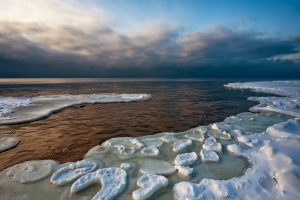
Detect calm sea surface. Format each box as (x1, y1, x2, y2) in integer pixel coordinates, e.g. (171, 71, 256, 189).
(0, 79, 263, 170)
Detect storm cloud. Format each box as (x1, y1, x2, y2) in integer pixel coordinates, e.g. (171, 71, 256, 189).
(0, 0, 299, 78)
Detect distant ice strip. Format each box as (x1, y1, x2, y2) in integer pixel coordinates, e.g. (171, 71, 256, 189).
(224, 80, 300, 97)
(0, 94, 151, 124)
(225, 81, 300, 117)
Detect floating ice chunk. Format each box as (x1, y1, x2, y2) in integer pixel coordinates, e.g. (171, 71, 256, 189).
(0, 136, 20, 152)
(113, 145, 136, 156)
(142, 138, 163, 147)
(141, 146, 160, 157)
(71, 167, 127, 200)
(7, 160, 59, 184)
(211, 123, 220, 131)
(130, 138, 145, 149)
(161, 135, 178, 143)
(132, 173, 168, 200)
(174, 152, 198, 176)
(173, 139, 193, 152)
(202, 136, 222, 152)
(176, 165, 194, 176)
(120, 163, 134, 171)
(50, 160, 97, 186)
(115, 144, 126, 154)
(174, 152, 198, 166)
(139, 159, 176, 175)
(200, 149, 219, 162)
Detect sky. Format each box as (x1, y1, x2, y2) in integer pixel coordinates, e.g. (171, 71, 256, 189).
(0, 0, 300, 78)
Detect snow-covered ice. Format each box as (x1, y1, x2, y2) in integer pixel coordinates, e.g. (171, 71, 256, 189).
(50, 160, 97, 186)
(71, 167, 127, 200)
(0, 93, 151, 124)
(132, 173, 168, 200)
(0, 136, 20, 152)
(141, 146, 160, 157)
(202, 136, 222, 152)
(200, 149, 219, 162)
(174, 152, 198, 176)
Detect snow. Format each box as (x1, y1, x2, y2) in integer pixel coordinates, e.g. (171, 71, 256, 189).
(0, 93, 151, 124)
(71, 167, 127, 200)
(130, 138, 145, 149)
(0, 136, 20, 152)
(200, 149, 219, 162)
(141, 146, 160, 157)
(50, 160, 97, 186)
(132, 173, 168, 200)
(6, 160, 59, 184)
(202, 136, 222, 152)
(173, 139, 193, 152)
(174, 152, 198, 166)
(174, 152, 198, 176)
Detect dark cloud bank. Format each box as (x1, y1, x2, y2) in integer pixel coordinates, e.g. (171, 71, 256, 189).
(0, 21, 299, 78)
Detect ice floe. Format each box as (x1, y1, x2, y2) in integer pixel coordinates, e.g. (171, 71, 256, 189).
(6, 160, 59, 184)
(132, 173, 168, 200)
(0, 93, 151, 124)
(0, 136, 20, 152)
(202, 136, 222, 152)
(141, 146, 160, 157)
(71, 167, 127, 200)
(174, 152, 198, 176)
(173, 139, 193, 152)
(200, 149, 219, 162)
(50, 160, 97, 186)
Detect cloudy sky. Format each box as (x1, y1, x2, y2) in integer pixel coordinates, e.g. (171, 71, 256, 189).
(0, 0, 300, 78)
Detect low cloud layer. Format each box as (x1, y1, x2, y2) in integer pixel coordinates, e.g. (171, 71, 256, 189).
(0, 0, 299, 78)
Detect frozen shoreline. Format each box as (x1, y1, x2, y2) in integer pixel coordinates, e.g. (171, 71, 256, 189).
(1, 81, 300, 200)
(0, 93, 151, 125)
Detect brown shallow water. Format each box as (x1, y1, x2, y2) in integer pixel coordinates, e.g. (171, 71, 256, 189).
(0, 79, 260, 170)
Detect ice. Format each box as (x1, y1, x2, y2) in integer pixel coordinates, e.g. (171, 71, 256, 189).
(139, 159, 176, 175)
(160, 134, 178, 143)
(132, 173, 168, 200)
(174, 152, 198, 166)
(141, 146, 160, 157)
(173, 139, 193, 152)
(200, 149, 219, 162)
(202, 136, 222, 152)
(120, 163, 134, 171)
(267, 118, 300, 138)
(0, 93, 151, 124)
(0, 136, 20, 152)
(70, 167, 127, 200)
(184, 129, 205, 142)
(224, 81, 300, 97)
(130, 138, 145, 149)
(174, 152, 198, 176)
(141, 138, 163, 147)
(173, 117, 300, 200)
(0, 97, 31, 119)
(50, 160, 97, 186)
(6, 160, 59, 183)
(226, 144, 243, 156)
